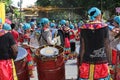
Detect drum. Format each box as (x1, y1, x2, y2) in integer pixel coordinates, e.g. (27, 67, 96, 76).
(35, 45, 65, 80)
(14, 46, 29, 80)
(115, 43, 120, 80)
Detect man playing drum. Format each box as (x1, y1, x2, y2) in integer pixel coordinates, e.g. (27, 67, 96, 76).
(109, 16, 120, 80)
(38, 18, 57, 46)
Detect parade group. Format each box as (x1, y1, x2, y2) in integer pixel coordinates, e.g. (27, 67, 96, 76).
(0, 6, 120, 80)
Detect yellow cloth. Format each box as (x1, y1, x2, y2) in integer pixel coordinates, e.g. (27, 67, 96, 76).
(89, 64, 94, 80)
(0, 3, 5, 24)
(12, 59, 18, 80)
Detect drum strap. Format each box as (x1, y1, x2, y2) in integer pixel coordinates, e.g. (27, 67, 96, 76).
(38, 31, 48, 44)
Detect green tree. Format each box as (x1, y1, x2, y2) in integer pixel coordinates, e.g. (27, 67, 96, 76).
(36, 0, 120, 19)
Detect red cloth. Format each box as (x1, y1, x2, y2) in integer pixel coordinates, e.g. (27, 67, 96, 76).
(69, 30, 75, 40)
(112, 49, 117, 65)
(65, 37, 70, 48)
(11, 30, 19, 44)
(79, 63, 109, 79)
(0, 59, 13, 80)
(26, 48, 33, 62)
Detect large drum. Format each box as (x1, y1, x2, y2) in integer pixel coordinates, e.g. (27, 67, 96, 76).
(35, 45, 65, 80)
(14, 46, 29, 80)
(115, 43, 120, 80)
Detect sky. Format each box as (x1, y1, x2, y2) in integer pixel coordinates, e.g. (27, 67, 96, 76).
(11, 0, 37, 8)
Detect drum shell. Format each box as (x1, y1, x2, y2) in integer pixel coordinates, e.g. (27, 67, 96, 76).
(111, 47, 120, 80)
(15, 59, 29, 80)
(36, 45, 65, 80)
(14, 47, 29, 80)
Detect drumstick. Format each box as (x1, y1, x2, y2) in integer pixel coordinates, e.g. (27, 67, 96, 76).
(29, 45, 37, 49)
(22, 43, 36, 49)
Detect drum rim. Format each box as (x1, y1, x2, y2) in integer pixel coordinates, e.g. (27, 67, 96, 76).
(35, 45, 64, 57)
(14, 46, 28, 61)
(40, 46, 59, 57)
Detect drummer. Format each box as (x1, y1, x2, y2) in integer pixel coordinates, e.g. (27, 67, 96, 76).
(109, 16, 120, 79)
(108, 16, 120, 34)
(109, 16, 120, 49)
(22, 23, 35, 78)
(11, 23, 19, 45)
(0, 18, 18, 80)
(38, 18, 57, 46)
(50, 22, 58, 39)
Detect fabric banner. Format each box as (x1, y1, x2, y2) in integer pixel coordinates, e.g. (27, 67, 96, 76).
(0, 3, 5, 24)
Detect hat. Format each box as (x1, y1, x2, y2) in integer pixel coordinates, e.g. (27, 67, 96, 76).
(30, 22, 35, 26)
(50, 23, 55, 28)
(40, 18, 49, 27)
(60, 20, 66, 25)
(88, 7, 101, 21)
(69, 24, 74, 29)
(3, 23, 11, 30)
(23, 23, 31, 30)
(114, 16, 120, 25)
(0, 18, 2, 24)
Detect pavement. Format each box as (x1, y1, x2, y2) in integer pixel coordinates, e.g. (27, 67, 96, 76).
(30, 59, 78, 80)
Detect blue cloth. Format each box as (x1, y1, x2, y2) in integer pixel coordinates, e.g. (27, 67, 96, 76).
(88, 7, 101, 21)
(69, 24, 74, 29)
(30, 22, 35, 26)
(40, 18, 49, 27)
(60, 20, 66, 25)
(3, 23, 11, 30)
(0, 18, 2, 23)
(114, 16, 120, 25)
(108, 25, 115, 30)
(51, 28, 57, 39)
(23, 23, 31, 30)
(50, 23, 55, 28)
(79, 75, 111, 80)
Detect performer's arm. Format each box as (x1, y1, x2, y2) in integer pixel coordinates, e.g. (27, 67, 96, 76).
(9, 33, 18, 59)
(46, 31, 57, 45)
(108, 25, 120, 34)
(104, 27, 112, 64)
(78, 36, 85, 66)
(11, 44, 18, 59)
(104, 38, 112, 65)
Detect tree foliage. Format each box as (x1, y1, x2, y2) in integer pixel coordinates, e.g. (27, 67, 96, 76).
(36, 0, 120, 15)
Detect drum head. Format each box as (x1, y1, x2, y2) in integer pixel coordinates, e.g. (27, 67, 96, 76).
(116, 44, 120, 51)
(40, 46, 59, 57)
(15, 47, 28, 61)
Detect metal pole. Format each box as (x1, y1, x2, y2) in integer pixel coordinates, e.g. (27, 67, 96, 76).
(20, 0, 22, 22)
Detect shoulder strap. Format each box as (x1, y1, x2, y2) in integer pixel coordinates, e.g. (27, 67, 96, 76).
(38, 30, 48, 43)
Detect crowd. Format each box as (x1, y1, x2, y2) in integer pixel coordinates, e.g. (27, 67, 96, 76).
(0, 6, 120, 80)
